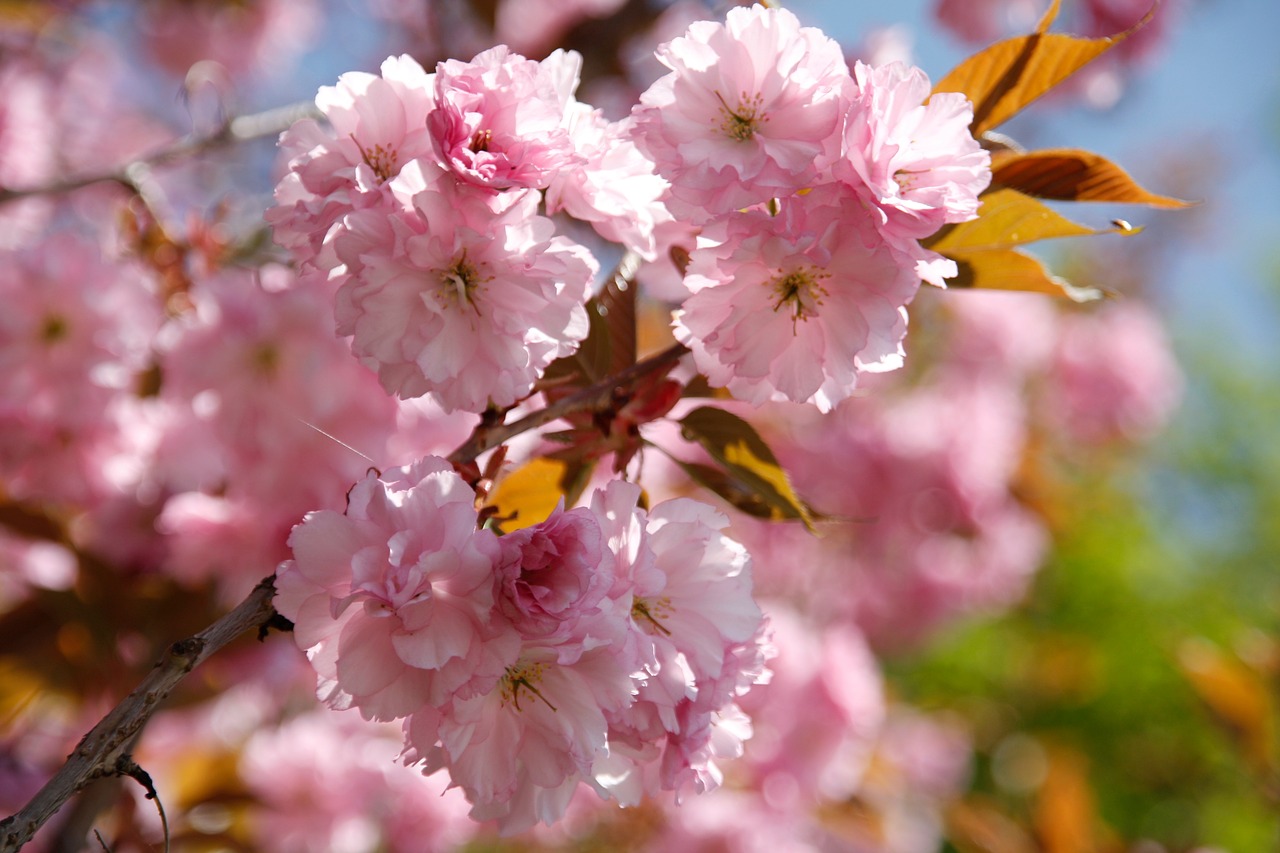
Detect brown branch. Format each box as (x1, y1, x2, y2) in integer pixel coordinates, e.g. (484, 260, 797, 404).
(0, 101, 320, 207)
(0, 576, 280, 853)
(448, 341, 691, 465)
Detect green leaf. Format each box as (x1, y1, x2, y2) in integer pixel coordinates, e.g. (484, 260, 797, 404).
(947, 248, 1104, 302)
(668, 459, 781, 522)
(678, 406, 815, 528)
(990, 148, 1193, 208)
(932, 12, 1149, 135)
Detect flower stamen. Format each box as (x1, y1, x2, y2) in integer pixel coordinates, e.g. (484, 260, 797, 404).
(352, 136, 398, 183)
(437, 250, 487, 315)
(632, 596, 674, 636)
(501, 662, 557, 712)
(770, 266, 830, 330)
(715, 90, 767, 142)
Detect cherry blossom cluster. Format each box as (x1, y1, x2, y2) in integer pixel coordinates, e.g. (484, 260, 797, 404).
(275, 457, 769, 833)
(631, 5, 989, 410)
(269, 4, 988, 415)
(268, 46, 665, 413)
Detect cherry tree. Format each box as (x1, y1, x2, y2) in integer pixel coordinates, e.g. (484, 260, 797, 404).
(0, 0, 1187, 850)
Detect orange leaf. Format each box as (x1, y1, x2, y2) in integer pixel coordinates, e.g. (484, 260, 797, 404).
(946, 248, 1104, 302)
(1034, 746, 1099, 853)
(1036, 0, 1061, 33)
(991, 149, 1192, 207)
(927, 188, 1103, 254)
(1178, 638, 1276, 772)
(932, 14, 1150, 135)
(484, 457, 570, 531)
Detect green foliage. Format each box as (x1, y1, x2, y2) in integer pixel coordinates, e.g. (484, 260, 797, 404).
(886, 265, 1280, 849)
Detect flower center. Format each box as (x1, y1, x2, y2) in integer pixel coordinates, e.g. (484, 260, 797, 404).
(715, 90, 767, 142)
(631, 596, 674, 636)
(469, 128, 492, 153)
(501, 661, 557, 712)
(437, 250, 486, 314)
(39, 314, 68, 343)
(354, 137, 398, 183)
(770, 266, 830, 329)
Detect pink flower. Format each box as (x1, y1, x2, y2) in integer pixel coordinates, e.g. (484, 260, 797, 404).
(406, 639, 640, 835)
(545, 106, 673, 261)
(332, 160, 596, 412)
(589, 481, 769, 802)
(267, 54, 437, 269)
(0, 233, 162, 506)
(630, 5, 851, 222)
(428, 46, 583, 190)
(840, 60, 990, 244)
(673, 184, 922, 411)
(1045, 301, 1182, 444)
(494, 503, 613, 641)
(152, 266, 401, 597)
(933, 0, 1042, 44)
(493, 0, 626, 57)
(276, 457, 515, 721)
(241, 711, 475, 853)
(738, 607, 884, 807)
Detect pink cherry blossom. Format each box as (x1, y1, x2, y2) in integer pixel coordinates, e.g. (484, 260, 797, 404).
(738, 607, 884, 807)
(545, 106, 673, 261)
(673, 184, 922, 411)
(589, 480, 769, 802)
(276, 457, 514, 721)
(1044, 301, 1182, 444)
(0, 232, 162, 507)
(332, 159, 596, 412)
(494, 503, 613, 641)
(138, 0, 319, 79)
(840, 60, 990, 245)
(493, 0, 626, 57)
(630, 4, 851, 222)
(428, 46, 583, 191)
(406, 637, 640, 835)
(150, 266, 400, 598)
(933, 0, 1043, 44)
(267, 54, 437, 270)
(241, 711, 475, 853)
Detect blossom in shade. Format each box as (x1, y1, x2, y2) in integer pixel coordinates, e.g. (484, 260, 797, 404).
(673, 184, 921, 411)
(840, 60, 990, 245)
(546, 106, 673, 261)
(630, 4, 851, 222)
(332, 159, 596, 412)
(275, 457, 514, 721)
(589, 480, 770, 803)
(151, 266, 401, 599)
(493, 503, 613, 641)
(428, 46, 583, 191)
(267, 54, 437, 269)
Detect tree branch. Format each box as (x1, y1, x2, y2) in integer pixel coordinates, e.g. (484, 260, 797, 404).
(0, 576, 280, 853)
(448, 341, 691, 465)
(0, 101, 320, 207)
